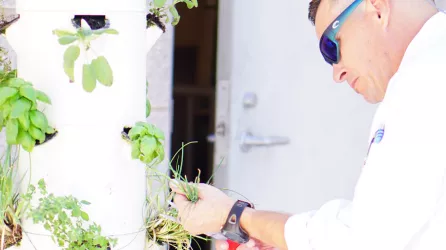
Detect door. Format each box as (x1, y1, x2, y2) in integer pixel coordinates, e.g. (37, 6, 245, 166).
(212, 0, 377, 216)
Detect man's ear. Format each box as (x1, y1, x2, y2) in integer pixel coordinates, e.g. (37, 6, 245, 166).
(369, 0, 390, 27)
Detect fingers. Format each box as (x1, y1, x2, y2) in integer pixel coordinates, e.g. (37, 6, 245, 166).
(236, 240, 258, 250)
(169, 179, 185, 194)
(245, 239, 256, 248)
(215, 240, 229, 250)
(172, 191, 189, 211)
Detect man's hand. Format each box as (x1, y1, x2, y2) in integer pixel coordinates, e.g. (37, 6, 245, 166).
(169, 180, 235, 235)
(215, 239, 278, 250)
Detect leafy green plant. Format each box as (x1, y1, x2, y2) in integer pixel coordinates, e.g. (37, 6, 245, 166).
(52, 19, 118, 92)
(0, 70, 56, 152)
(0, 46, 12, 72)
(25, 179, 117, 250)
(145, 183, 196, 250)
(167, 142, 202, 203)
(147, 0, 199, 31)
(143, 147, 207, 250)
(123, 122, 165, 166)
(0, 145, 33, 249)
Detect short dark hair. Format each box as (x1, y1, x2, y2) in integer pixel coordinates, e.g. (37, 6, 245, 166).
(308, 0, 322, 25)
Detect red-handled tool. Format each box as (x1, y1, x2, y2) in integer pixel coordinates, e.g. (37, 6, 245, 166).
(227, 240, 241, 250)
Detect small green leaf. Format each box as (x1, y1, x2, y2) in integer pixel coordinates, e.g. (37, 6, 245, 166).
(6, 78, 26, 88)
(38, 179, 46, 191)
(80, 211, 89, 221)
(128, 126, 145, 140)
(8, 93, 20, 103)
(60, 212, 67, 223)
(0, 87, 18, 106)
(153, 126, 165, 140)
(145, 123, 156, 135)
(20, 86, 37, 103)
(18, 130, 35, 152)
(91, 56, 113, 86)
(6, 119, 18, 144)
(36, 90, 52, 104)
(154, 0, 167, 8)
(135, 121, 149, 128)
(46, 126, 56, 134)
(146, 99, 151, 118)
(30, 110, 48, 131)
(191, 0, 198, 7)
(169, 6, 181, 25)
(53, 29, 77, 37)
(141, 152, 155, 164)
(156, 145, 165, 163)
(131, 141, 140, 159)
(64, 45, 81, 62)
(2, 102, 11, 119)
(58, 36, 78, 45)
(91, 28, 118, 36)
(81, 200, 91, 205)
(92, 29, 106, 35)
(18, 111, 30, 131)
(82, 64, 96, 92)
(140, 136, 157, 158)
(184, 0, 195, 9)
(29, 125, 45, 143)
(11, 98, 31, 119)
(64, 60, 75, 83)
(44, 222, 51, 230)
(57, 239, 64, 247)
(72, 207, 81, 217)
(104, 29, 119, 35)
(63, 45, 80, 82)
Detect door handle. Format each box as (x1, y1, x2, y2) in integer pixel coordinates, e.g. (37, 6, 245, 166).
(240, 131, 290, 152)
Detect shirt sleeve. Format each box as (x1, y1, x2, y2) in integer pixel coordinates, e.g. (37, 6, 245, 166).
(284, 199, 352, 250)
(284, 65, 446, 250)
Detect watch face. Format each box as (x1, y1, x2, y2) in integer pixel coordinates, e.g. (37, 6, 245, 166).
(237, 200, 254, 209)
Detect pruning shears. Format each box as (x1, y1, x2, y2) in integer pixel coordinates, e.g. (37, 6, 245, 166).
(206, 232, 242, 250)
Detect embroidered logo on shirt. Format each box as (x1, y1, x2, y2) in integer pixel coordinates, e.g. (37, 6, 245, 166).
(363, 125, 385, 166)
(374, 127, 385, 144)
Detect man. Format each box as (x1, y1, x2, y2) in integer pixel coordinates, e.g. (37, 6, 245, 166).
(171, 0, 446, 249)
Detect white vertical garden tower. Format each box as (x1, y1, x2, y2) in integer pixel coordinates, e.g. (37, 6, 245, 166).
(5, 0, 163, 249)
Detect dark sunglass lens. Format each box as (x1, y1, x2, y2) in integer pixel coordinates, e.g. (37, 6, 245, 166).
(320, 36, 338, 63)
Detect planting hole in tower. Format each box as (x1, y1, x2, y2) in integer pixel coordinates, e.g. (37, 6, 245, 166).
(35, 130, 58, 146)
(72, 15, 109, 30)
(146, 13, 166, 32)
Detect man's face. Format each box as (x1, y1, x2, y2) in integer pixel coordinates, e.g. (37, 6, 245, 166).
(315, 0, 394, 104)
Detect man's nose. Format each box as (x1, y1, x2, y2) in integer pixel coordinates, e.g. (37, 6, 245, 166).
(332, 63, 347, 83)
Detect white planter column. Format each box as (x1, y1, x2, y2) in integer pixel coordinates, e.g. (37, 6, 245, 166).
(6, 0, 163, 249)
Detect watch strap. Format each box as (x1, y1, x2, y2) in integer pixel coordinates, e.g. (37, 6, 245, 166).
(221, 200, 253, 243)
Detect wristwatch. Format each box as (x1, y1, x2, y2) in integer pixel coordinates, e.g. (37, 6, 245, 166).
(220, 200, 254, 244)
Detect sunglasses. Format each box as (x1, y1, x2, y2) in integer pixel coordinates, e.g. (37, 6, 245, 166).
(319, 0, 364, 65)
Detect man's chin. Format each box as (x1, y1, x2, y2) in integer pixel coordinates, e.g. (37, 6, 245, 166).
(362, 94, 381, 104)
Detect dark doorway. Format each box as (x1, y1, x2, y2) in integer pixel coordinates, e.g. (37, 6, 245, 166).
(170, 1, 219, 250)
